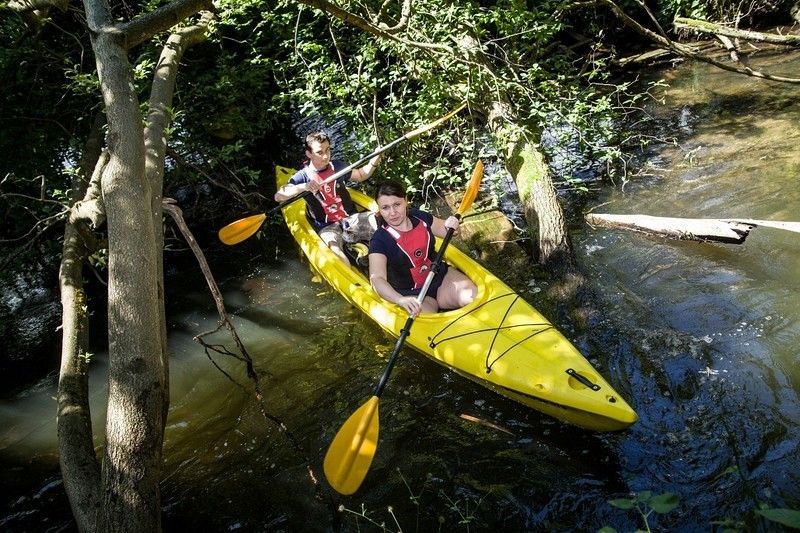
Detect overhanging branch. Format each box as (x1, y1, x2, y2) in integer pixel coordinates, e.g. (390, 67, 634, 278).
(120, 0, 214, 49)
(7, 0, 68, 12)
(295, 0, 453, 54)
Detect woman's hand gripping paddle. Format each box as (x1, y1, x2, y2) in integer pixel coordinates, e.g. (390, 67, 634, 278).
(217, 103, 468, 245)
(323, 160, 484, 495)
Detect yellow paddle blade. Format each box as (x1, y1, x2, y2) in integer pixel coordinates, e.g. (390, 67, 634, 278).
(324, 396, 380, 495)
(457, 159, 484, 216)
(218, 213, 267, 245)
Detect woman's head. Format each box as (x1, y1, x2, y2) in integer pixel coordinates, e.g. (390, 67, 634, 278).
(375, 180, 409, 227)
(375, 180, 407, 201)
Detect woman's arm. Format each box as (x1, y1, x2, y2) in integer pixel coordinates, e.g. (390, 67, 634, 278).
(369, 253, 423, 316)
(431, 214, 460, 238)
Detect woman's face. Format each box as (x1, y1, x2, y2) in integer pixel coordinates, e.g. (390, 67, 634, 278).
(376, 194, 408, 228)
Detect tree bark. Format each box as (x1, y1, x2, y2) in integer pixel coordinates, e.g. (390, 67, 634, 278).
(673, 16, 800, 46)
(54, 1, 214, 530)
(585, 213, 754, 243)
(585, 213, 800, 243)
(144, 9, 214, 432)
(57, 116, 105, 533)
(89, 22, 166, 530)
(488, 101, 575, 272)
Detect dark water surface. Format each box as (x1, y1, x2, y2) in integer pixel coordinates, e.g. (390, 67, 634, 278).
(2, 54, 800, 532)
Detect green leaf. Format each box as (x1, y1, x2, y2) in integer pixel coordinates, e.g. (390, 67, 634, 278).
(755, 508, 800, 529)
(649, 493, 679, 514)
(608, 498, 636, 510)
(597, 527, 618, 533)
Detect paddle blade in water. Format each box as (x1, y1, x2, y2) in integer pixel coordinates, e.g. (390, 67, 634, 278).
(324, 396, 380, 495)
(218, 214, 267, 245)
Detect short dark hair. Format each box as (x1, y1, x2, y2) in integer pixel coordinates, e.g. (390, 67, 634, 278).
(375, 179, 407, 200)
(304, 130, 330, 151)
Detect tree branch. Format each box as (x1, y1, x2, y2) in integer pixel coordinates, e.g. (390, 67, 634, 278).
(674, 16, 800, 46)
(119, 0, 214, 49)
(69, 150, 107, 228)
(573, 0, 800, 84)
(7, 0, 67, 12)
(377, 0, 411, 34)
(295, 0, 453, 54)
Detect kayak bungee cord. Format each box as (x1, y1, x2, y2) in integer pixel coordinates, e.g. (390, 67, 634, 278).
(426, 293, 554, 373)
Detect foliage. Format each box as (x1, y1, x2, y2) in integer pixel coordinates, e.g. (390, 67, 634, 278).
(339, 469, 490, 531)
(242, 0, 649, 205)
(658, 0, 790, 23)
(755, 507, 800, 529)
(0, 10, 97, 260)
(602, 491, 680, 532)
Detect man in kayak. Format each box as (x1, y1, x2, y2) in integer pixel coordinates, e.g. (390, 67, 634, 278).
(368, 180, 477, 315)
(275, 130, 381, 265)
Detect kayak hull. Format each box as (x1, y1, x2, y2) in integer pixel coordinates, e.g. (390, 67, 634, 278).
(276, 166, 637, 431)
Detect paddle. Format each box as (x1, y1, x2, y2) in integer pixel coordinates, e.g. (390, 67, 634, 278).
(217, 103, 468, 245)
(323, 159, 484, 495)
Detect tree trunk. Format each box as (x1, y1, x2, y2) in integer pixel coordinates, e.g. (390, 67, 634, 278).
(673, 16, 800, 45)
(144, 12, 213, 426)
(58, 1, 213, 530)
(57, 116, 105, 533)
(585, 213, 800, 243)
(89, 26, 166, 531)
(487, 101, 575, 273)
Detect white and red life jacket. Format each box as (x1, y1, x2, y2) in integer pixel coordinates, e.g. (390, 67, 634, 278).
(308, 163, 348, 224)
(384, 218, 433, 289)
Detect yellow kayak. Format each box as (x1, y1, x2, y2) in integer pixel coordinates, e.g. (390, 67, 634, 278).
(276, 165, 637, 431)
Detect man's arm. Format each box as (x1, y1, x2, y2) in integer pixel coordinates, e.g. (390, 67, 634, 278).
(350, 153, 382, 182)
(274, 172, 320, 202)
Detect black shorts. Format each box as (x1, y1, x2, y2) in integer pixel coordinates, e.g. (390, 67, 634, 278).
(395, 263, 449, 299)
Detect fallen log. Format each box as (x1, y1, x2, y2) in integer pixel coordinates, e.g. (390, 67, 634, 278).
(584, 213, 800, 244)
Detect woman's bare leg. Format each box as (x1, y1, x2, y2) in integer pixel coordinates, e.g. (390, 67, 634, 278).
(435, 269, 477, 310)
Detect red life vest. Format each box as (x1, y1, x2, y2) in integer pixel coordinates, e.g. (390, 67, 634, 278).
(384, 218, 433, 289)
(308, 163, 348, 224)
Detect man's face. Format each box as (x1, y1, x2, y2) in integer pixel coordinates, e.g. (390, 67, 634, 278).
(306, 140, 331, 170)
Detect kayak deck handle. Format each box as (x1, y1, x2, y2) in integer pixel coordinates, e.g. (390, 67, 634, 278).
(566, 368, 601, 391)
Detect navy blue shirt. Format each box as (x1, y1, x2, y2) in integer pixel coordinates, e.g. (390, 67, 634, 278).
(370, 209, 447, 294)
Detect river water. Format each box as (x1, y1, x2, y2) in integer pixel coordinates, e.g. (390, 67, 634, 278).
(2, 53, 800, 532)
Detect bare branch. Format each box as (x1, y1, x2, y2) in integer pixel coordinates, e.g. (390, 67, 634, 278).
(70, 150, 107, 228)
(377, 0, 411, 34)
(119, 0, 214, 49)
(573, 0, 800, 84)
(674, 16, 800, 46)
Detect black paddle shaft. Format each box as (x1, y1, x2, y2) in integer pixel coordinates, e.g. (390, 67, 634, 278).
(373, 222, 459, 398)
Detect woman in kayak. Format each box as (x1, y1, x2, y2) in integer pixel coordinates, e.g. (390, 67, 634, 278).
(369, 180, 477, 316)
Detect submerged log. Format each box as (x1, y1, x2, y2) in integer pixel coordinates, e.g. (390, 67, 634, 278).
(585, 213, 800, 244)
